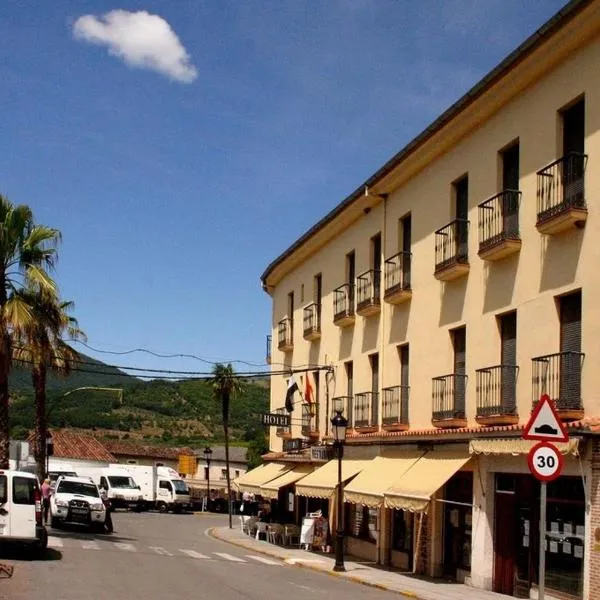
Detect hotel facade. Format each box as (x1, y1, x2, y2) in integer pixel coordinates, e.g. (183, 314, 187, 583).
(252, 1, 600, 598)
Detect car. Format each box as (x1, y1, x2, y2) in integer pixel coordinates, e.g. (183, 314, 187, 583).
(50, 475, 106, 532)
(0, 469, 47, 555)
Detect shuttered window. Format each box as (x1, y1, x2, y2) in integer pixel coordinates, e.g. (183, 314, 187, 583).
(560, 291, 582, 409)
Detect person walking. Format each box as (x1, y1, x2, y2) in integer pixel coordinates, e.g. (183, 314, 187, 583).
(41, 478, 52, 524)
(99, 485, 114, 534)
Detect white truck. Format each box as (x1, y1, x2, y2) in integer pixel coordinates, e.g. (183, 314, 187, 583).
(77, 466, 144, 510)
(118, 464, 190, 513)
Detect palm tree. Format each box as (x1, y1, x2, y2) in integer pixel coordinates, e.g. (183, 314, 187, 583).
(209, 363, 243, 529)
(0, 195, 60, 467)
(13, 289, 85, 478)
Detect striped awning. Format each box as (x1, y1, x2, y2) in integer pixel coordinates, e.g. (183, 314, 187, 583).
(232, 462, 292, 495)
(260, 465, 314, 500)
(469, 438, 579, 456)
(295, 458, 370, 499)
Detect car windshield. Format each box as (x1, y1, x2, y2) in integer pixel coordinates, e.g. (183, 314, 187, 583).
(108, 476, 136, 489)
(173, 480, 188, 494)
(57, 481, 99, 497)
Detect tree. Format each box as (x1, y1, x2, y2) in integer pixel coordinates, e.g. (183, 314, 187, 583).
(13, 289, 85, 477)
(0, 196, 60, 467)
(209, 363, 243, 529)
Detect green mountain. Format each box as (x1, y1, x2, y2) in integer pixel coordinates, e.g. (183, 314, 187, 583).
(8, 354, 269, 450)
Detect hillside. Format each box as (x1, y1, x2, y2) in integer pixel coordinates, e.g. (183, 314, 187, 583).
(8, 355, 270, 449)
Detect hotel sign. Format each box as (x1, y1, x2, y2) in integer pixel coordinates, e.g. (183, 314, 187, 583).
(260, 412, 290, 427)
(310, 446, 333, 461)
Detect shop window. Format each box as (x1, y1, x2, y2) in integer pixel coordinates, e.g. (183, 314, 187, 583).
(443, 472, 473, 575)
(346, 503, 377, 543)
(392, 509, 413, 553)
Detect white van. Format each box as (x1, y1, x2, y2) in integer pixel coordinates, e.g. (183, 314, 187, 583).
(79, 467, 143, 510)
(0, 470, 47, 554)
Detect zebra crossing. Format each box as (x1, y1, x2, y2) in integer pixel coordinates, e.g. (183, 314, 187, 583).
(47, 536, 282, 566)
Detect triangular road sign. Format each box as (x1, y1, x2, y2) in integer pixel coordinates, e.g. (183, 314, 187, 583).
(523, 394, 569, 442)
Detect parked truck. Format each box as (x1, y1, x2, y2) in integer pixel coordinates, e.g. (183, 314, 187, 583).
(117, 464, 190, 513)
(76, 466, 145, 510)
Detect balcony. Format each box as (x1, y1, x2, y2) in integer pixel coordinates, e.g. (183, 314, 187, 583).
(331, 396, 353, 428)
(381, 386, 409, 431)
(478, 191, 522, 261)
(303, 302, 321, 341)
(301, 403, 319, 439)
(475, 365, 519, 426)
(532, 351, 585, 420)
(333, 284, 355, 327)
(432, 374, 467, 428)
(384, 252, 412, 305)
(434, 219, 469, 281)
(275, 407, 291, 439)
(353, 392, 379, 432)
(536, 153, 588, 235)
(277, 317, 293, 352)
(356, 270, 381, 316)
(266, 335, 272, 364)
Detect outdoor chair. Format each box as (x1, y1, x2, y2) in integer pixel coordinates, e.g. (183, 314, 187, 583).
(283, 524, 301, 546)
(267, 523, 284, 545)
(255, 521, 268, 541)
(243, 516, 258, 536)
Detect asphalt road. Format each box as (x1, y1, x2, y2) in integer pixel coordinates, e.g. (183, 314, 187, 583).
(0, 512, 396, 600)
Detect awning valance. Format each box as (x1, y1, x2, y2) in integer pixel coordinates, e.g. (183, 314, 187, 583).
(295, 458, 370, 499)
(469, 438, 579, 456)
(384, 450, 471, 512)
(260, 465, 315, 500)
(343, 450, 423, 508)
(232, 462, 292, 495)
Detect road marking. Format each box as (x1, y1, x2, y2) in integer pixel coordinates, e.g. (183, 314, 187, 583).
(245, 555, 280, 565)
(213, 552, 246, 562)
(179, 549, 210, 559)
(48, 536, 63, 548)
(284, 558, 326, 565)
(150, 546, 174, 556)
(81, 541, 100, 550)
(114, 543, 136, 552)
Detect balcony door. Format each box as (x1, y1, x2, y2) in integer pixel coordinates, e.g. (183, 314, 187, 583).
(345, 361, 353, 427)
(453, 328, 466, 416)
(560, 291, 582, 409)
(401, 215, 412, 288)
(400, 345, 409, 424)
(500, 312, 517, 414)
(502, 144, 520, 236)
(371, 234, 381, 296)
(346, 251, 355, 304)
(370, 353, 379, 426)
(454, 177, 469, 260)
(562, 99, 585, 207)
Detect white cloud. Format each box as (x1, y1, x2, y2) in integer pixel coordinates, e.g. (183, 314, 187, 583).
(73, 10, 197, 83)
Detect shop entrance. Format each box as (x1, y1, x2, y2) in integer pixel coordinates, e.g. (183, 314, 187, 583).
(442, 472, 473, 578)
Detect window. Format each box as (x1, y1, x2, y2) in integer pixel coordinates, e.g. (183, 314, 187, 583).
(159, 480, 172, 492)
(562, 97, 585, 156)
(108, 476, 136, 489)
(235, 470, 240, 478)
(100, 477, 109, 490)
(56, 480, 98, 498)
(346, 504, 377, 543)
(221, 469, 227, 479)
(346, 251, 355, 285)
(0, 475, 7, 503)
(392, 509, 414, 554)
(401, 214, 412, 287)
(204, 466, 209, 481)
(300, 284, 304, 303)
(13, 477, 36, 505)
(127, 460, 138, 465)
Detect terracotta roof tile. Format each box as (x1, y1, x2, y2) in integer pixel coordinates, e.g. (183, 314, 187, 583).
(27, 430, 116, 462)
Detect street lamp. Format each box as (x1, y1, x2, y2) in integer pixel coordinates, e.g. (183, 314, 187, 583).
(45, 432, 54, 478)
(203, 447, 213, 512)
(331, 410, 348, 572)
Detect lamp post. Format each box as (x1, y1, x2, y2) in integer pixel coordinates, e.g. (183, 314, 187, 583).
(203, 447, 213, 512)
(331, 410, 348, 572)
(45, 432, 54, 478)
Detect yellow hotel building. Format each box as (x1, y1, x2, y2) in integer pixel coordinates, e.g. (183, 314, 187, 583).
(254, 1, 600, 597)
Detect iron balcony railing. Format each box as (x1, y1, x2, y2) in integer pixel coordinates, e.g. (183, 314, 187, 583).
(384, 252, 411, 295)
(303, 302, 321, 337)
(266, 335, 272, 363)
(536, 152, 588, 225)
(478, 190, 521, 253)
(532, 351, 584, 411)
(275, 407, 290, 436)
(331, 396, 353, 428)
(356, 269, 381, 311)
(432, 374, 467, 421)
(382, 385, 409, 426)
(301, 403, 317, 436)
(333, 283, 355, 321)
(475, 365, 519, 417)
(434, 219, 469, 273)
(277, 317, 293, 350)
(354, 392, 378, 428)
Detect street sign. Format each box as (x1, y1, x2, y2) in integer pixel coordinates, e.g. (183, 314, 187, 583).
(260, 412, 290, 427)
(527, 442, 563, 482)
(282, 438, 305, 452)
(523, 394, 569, 442)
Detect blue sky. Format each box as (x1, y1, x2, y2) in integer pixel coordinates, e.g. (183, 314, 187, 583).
(0, 0, 566, 378)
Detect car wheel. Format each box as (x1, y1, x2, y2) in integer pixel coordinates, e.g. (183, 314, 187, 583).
(157, 502, 168, 513)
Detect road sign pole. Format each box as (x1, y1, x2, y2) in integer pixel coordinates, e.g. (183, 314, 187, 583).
(539, 481, 546, 600)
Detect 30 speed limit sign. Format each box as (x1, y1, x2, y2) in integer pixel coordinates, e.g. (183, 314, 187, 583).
(527, 442, 563, 482)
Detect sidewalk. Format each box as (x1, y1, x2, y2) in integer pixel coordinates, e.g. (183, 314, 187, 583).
(208, 525, 507, 600)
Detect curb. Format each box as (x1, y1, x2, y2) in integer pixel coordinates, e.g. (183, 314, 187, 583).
(207, 527, 423, 599)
